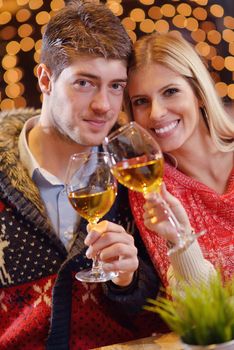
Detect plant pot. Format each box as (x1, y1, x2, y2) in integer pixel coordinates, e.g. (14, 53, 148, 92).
(182, 339, 234, 350)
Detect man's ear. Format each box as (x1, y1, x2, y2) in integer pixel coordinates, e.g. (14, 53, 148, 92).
(37, 64, 52, 94)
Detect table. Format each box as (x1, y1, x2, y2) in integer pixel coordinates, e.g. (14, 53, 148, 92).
(93, 332, 183, 349)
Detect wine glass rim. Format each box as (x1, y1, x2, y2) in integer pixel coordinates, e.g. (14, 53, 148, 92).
(104, 121, 138, 143)
(65, 151, 113, 186)
(70, 151, 110, 161)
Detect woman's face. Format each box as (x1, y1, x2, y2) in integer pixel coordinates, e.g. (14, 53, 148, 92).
(128, 63, 204, 154)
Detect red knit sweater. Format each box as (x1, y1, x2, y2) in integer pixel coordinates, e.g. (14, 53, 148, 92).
(1, 274, 145, 350)
(0, 108, 162, 350)
(130, 163, 234, 287)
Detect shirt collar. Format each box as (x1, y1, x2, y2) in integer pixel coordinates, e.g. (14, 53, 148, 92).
(18, 116, 63, 185)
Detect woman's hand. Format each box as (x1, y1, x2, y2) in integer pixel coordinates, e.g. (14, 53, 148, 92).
(143, 184, 192, 245)
(84, 220, 139, 287)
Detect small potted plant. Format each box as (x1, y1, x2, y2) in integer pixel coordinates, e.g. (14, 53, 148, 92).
(145, 273, 234, 349)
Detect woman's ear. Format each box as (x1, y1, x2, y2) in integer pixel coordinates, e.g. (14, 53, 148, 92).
(37, 64, 52, 94)
(197, 96, 204, 109)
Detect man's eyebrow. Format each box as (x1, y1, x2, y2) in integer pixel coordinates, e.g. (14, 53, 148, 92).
(74, 72, 128, 82)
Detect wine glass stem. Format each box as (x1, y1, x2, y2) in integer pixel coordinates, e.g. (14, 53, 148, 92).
(153, 192, 186, 247)
(88, 220, 103, 273)
(92, 255, 101, 271)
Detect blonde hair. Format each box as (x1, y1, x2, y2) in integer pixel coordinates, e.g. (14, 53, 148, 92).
(127, 32, 234, 152)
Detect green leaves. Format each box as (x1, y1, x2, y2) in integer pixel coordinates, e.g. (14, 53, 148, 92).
(144, 274, 234, 346)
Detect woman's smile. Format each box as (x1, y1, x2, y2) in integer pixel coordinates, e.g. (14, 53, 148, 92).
(153, 120, 180, 137)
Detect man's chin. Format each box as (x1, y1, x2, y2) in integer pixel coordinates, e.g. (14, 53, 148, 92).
(68, 129, 110, 147)
(82, 134, 108, 147)
(73, 138, 103, 148)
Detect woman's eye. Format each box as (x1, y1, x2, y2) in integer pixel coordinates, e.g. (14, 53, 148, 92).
(164, 88, 179, 97)
(132, 98, 148, 106)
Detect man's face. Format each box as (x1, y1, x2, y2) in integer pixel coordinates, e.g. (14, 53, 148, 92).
(43, 56, 127, 146)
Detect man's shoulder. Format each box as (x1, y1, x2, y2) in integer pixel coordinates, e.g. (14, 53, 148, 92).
(0, 107, 41, 125)
(0, 107, 41, 155)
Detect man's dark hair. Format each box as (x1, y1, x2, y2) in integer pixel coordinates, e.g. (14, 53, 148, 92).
(40, 0, 132, 79)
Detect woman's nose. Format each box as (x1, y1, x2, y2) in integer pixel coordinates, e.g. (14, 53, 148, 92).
(149, 99, 167, 121)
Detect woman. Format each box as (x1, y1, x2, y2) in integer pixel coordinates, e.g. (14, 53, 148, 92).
(126, 32, 234, 288)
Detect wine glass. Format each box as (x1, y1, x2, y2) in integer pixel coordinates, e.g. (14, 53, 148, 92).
(103, 122, 205, 255)
(65, 151, 119, 282)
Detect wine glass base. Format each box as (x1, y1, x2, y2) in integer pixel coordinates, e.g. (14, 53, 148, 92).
(75, 269, 119, 283)
(167, 230, 206, 256)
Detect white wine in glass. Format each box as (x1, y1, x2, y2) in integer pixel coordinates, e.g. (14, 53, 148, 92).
(111, 154, 164, 195)
(103, 122, 205, 255)
(66, 151, 118, 282)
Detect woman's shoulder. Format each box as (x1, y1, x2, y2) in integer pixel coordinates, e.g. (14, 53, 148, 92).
(164, 162, 234, 195)
(164, 163, 197, 189)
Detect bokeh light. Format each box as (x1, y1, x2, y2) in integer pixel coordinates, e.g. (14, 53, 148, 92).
(18, 23, 33, 38)
(193, 7, 207, 21)
(227, 84, 234, 99)
(140, 19, 155, 33)
(0, 26, 17, 40)
(29, 0, 43, 11)
(191, 28, 206, 42)
(196, 41, 211, 57)
(207, 30, 221, 45)
(0, 11, 11, 25)
(177, 3, 192, 17)
(161, 4, 175, 18)
(139, 0, 154, 5)
(130, 8, 145, 22)
(186, 17, 199, 31)
(36, 11, 50, 25)
(210, 4, 224, 18)
(215, 82, 228, 98)
(155, 20, 170, 33)
(148, 6, 162, 20)
(0, 0, 233, 110)
(107, 1, 123, 16)
(211, 56, 225, 71)
(121, 17, 136, 31)
(16, 8, 31, 22)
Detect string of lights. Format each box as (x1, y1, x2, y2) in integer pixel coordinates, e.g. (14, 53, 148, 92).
(0, 0, 233, 111)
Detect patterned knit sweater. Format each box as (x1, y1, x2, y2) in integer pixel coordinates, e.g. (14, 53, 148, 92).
(130, 163, 234, 287)
(0, 109, 160, 350)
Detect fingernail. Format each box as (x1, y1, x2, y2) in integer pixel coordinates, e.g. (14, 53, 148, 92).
(86, 247, 91, 258)
(84, 237, 89, 245)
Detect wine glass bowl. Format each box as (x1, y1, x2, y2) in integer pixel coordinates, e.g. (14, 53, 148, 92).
(106, 124, 164, 195)
(66, 151, 118, 282)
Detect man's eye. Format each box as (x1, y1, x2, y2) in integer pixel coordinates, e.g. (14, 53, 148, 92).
(112, 83, 125, 91)
(132, 98, 148, 106)
(164, 88, 179, 97)
(74, 80, 91, 88)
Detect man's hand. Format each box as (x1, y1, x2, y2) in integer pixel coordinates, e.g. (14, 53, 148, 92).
(84, 220, 139, 287)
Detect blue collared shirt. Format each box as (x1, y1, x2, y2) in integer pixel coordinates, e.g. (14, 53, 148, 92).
(18, 116, 81, 251)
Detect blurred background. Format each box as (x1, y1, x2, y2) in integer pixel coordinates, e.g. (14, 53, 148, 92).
(0, 0, 233, 113)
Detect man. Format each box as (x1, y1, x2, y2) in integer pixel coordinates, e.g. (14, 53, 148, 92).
(0, 1, 159, 349)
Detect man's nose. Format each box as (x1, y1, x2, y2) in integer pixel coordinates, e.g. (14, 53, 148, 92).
(149, 99, 167, 121)
(90, 89, 111, 114)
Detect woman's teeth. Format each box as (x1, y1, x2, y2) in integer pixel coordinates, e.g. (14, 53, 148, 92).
(154, 120, 178, 134)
